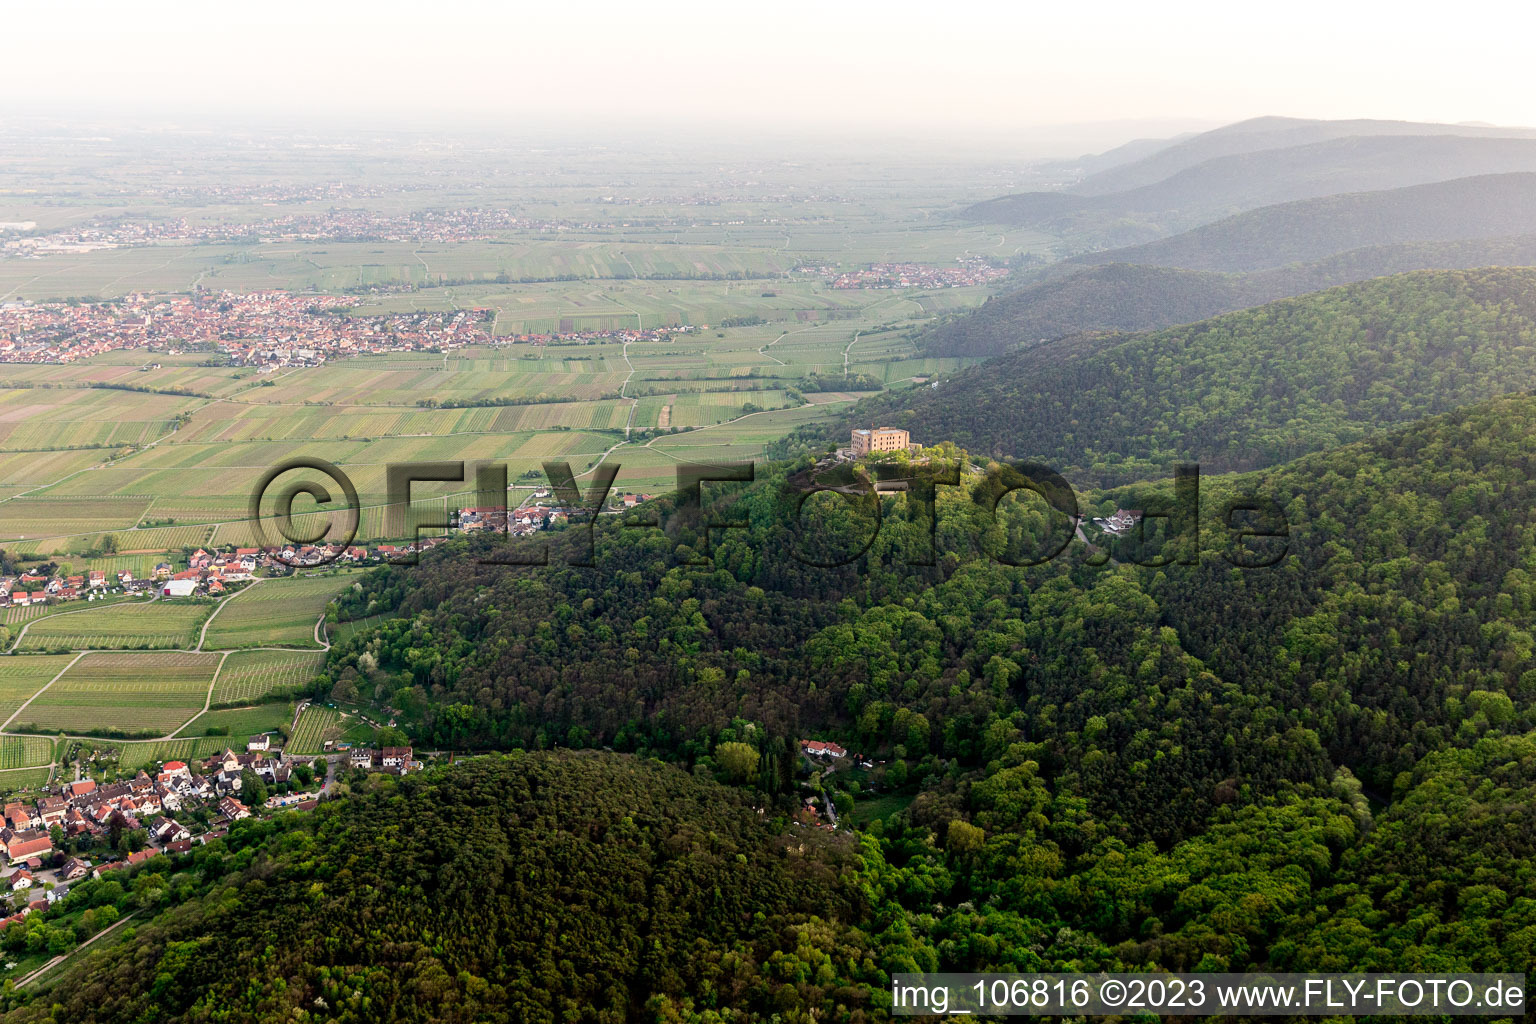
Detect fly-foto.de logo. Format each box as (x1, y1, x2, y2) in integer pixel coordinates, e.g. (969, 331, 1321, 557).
(247, 457, 1291, 569)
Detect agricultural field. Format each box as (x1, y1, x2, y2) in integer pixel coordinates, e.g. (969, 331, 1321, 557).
(287, 704, 339, 754)
(12, 598, 209, 651)
(13, 650, 220, 736)
(212, 649, 327, 704)
(0, 655, 77, 724)
(176, 700, 292, 739)
(0, 734, 54, 770)
(201, 573, 357, 649)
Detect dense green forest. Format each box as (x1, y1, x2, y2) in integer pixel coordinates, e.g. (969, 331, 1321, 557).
(12, 388, 1536, 1020)
(2, 754, 874, 1023)
(838, 268, 1536, 482)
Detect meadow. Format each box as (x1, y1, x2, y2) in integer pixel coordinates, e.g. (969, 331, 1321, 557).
(176, 700, 292, 739)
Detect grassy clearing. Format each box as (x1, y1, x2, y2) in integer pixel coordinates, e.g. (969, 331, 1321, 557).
(848, 791, 915, 827)
(0, 767, 52, 795)
(329, 614, 395, 646)
(16, 650, 219, 736)
(176, 700, 292, 739)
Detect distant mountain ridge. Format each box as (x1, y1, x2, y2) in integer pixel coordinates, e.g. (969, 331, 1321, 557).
(1077, 171, 1536, 272)
(922, 172, 1536, 357)
(967, 136, 1536, 240)
(1068, 115, 1536, 194)
(918, 232, 1536, 357)
(837, 267, 1536, 483)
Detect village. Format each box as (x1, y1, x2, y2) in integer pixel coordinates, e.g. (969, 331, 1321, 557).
(0, 208, 626, 258)
(0, 289, 714, 367)
(0, 484, 657, 609)
(0, 290, 495, 367)
(824, 258, 1011, 290)
(0, 734, 422, 934)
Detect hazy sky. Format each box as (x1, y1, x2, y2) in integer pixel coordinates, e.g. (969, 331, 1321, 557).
(8, 1, 1536, 153)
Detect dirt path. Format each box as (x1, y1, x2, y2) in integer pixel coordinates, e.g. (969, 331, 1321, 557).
(16, 911, 137, 989)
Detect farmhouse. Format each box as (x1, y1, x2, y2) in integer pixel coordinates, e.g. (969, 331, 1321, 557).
(800, 739, 848, 759)
(4, 830, 53, 865)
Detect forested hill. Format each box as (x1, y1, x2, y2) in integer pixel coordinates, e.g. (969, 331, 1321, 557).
(917, 231, 1536, 358)
(1078, 172, 1536, 273)
(3, 753, 874, 1023)
(837, 267, 1536, 483)
(22, 395, 1536, 1017)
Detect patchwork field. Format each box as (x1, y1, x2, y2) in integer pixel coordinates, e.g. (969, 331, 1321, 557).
(287, 704, 338, 754)
(13, 598, 209, 651)
(201, 574, 356, 649)
(212, 649, 327, 704)
(13, 650, 220, 735)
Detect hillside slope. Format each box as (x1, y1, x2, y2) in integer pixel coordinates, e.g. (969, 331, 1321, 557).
(18, 396, 1536, 1018)
(5, 754, 870, 1023)
(841, 268, 1536, 481)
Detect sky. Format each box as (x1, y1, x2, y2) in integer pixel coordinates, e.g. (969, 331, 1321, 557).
(8, 1, 1536, 155)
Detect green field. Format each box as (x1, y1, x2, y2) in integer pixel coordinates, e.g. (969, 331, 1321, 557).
(329, 614, 398, 646)
(177, 700, 292, 739)
(212, 649, 327, 704)
(15, 650, 219, 735)
(201, 574, 356, 649)
(0, 734, 54, 770)
(287, 705, 339, 754)
(13, 599, 209, 651)
(0, 767, 52, 795)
